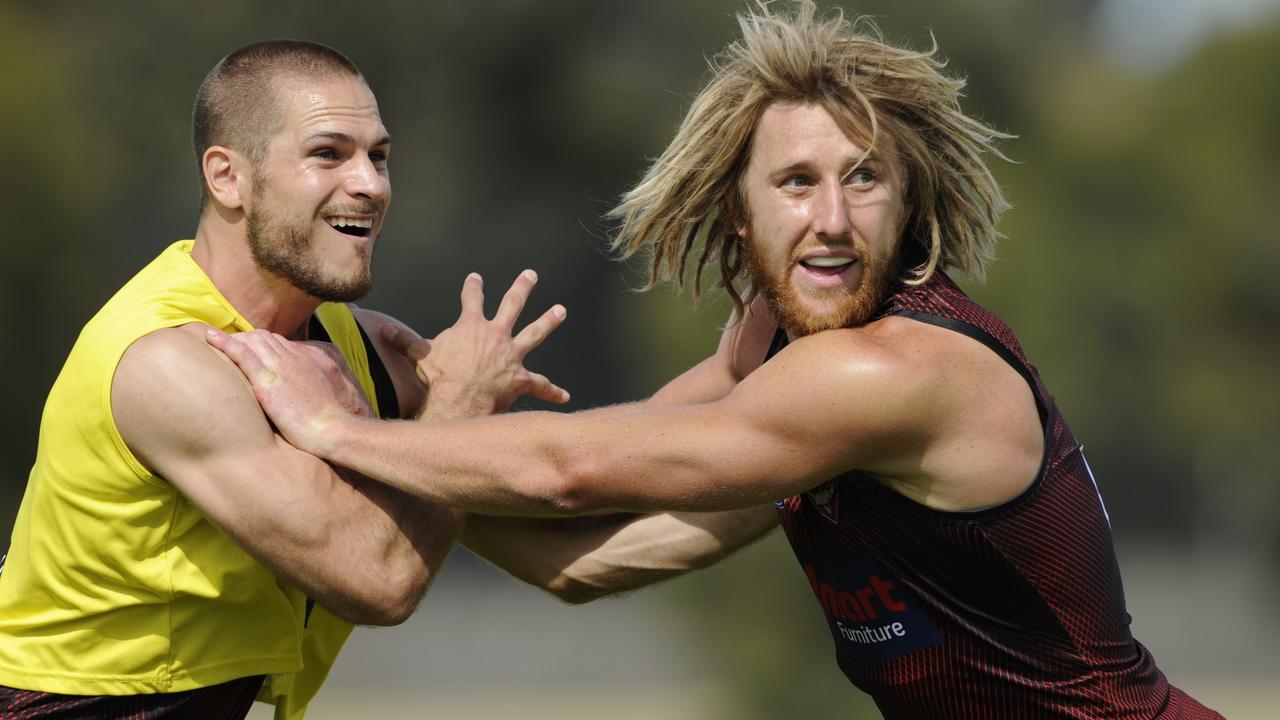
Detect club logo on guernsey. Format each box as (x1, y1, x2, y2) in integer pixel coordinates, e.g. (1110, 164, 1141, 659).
(804, 557, 942, 661)
(805, 479, 839, 524)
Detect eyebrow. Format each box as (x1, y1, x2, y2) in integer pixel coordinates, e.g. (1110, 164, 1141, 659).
(304, 131, 392, 146)
(770, 153, 880, 176)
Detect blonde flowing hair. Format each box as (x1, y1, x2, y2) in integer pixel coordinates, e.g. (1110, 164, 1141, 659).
(608, 0, 1012, 318)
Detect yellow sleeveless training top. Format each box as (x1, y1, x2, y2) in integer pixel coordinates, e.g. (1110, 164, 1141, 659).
(0, 240, 383, 719)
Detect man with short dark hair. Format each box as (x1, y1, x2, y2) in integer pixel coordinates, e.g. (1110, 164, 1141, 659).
(0, 39, 564, 719)
(212, 6, 1221, 718)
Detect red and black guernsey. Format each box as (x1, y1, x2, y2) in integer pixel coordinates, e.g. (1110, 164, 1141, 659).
(774, 272, 1220, 719)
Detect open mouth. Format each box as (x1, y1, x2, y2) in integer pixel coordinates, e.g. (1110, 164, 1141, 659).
(799, 256, 854, 276)
(327, 217, 373, 238)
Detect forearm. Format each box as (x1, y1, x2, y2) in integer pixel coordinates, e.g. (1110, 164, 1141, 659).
(318, 412, 574, 515)
(464, 506, 779, 603)
(223, 460, 460, 626)
(314, 396, 797, 516)
(339, 468, 465, 613)
(308, 354, 747, 513)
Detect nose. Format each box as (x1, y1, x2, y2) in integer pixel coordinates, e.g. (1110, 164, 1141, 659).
(345, 154, 390, 203)
(811, 181, 851, 239)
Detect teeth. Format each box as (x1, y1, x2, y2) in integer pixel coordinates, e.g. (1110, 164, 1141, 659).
(327, 217, 373, 229)
(804, 256, 853, 268)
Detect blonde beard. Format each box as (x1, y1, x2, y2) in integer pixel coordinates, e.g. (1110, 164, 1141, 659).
(744, 239, 896, 338)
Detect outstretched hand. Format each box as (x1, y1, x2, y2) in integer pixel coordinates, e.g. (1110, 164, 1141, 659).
(383, 270, 569, 419)
(205, 327, 365, 456)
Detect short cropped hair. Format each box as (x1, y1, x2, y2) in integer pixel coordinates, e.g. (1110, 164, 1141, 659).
(609, 0, 1012, 317)
(192, 39, 363, 208)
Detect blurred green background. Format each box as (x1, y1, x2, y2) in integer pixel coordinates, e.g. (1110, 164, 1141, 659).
(2, 0, 1277, 717)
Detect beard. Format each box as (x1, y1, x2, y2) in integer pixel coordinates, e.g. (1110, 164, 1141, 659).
(246, 182, 375, 303)
(743, 235, 897, 338)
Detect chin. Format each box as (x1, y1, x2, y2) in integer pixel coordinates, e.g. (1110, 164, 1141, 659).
(786, 313, 852, 337)
(774, 287, 885, 337)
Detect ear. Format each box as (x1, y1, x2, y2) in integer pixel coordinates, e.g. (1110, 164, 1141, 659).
(202, 146, 250, 211)
(726, 192, 747, 240)
(733, 207, 748, 240)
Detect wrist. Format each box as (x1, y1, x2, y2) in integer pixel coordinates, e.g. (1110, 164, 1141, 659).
(420, 380, 493, 421)
(309, 412, 367, 464)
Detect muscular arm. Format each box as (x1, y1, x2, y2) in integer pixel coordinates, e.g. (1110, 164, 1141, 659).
(313, 332, 919, 514)
(323, 314, 1029, 517)
(113, 324, 459, 626)
(458, 298, 782, 600)
(216, 296, 878, 517)
(216, 300, 1042, 518)
(462, 506, 778, 604)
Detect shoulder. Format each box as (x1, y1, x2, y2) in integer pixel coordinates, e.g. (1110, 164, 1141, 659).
(726, 321, 941, 436)
(778, 316, 1003, 394)
(112, 324, 272, 467)
(764, 318, 941, 390)
(738, 317, 989, 452)
(116, 324, 242, 390)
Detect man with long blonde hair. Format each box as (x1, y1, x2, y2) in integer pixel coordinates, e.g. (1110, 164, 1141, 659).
(210, 3, 1221, 716)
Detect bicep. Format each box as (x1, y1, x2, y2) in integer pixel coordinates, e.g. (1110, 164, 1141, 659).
(112, 328, 342, 544)
(573, 334, 928, 510)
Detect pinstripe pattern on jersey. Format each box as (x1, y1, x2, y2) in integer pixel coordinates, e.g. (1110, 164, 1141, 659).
(0, 675, 261, 719)
(775, 272, 1222, 719)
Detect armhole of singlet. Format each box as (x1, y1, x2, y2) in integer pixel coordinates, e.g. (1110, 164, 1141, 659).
(308, 315, 401, 420)
(354, 321, 400, 420)
(887, 309, 1053, 519)
(888, 310, 1047, 424)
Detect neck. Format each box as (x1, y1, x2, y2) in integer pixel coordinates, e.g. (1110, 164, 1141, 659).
(191, 214, 319, 339)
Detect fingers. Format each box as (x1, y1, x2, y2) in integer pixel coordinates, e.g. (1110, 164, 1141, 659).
(381, 324, 431, 363)
(513, 304, 567, 356)
(297, 341, 342, 368)
(522, 371, 571, 405)
(459, 272, 485, 318)
(298, 342, 349, 385)
(205, 329, 276, 385)
(492, 269, 537, 329)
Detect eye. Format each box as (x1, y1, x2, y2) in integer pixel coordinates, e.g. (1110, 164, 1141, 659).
(312, 147, 340, 161)
(369, 149, 389, 166)
(846, 168, 875, 186)
(782, 174, 814, 189)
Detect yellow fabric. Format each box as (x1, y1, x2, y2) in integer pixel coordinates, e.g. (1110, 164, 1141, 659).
(258, 302, 376, 720)
(0, 240, 377, 717)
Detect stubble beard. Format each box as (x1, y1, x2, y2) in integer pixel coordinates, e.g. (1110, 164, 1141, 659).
(246, 181, 374, 304)
(743, 236, 897, 338)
